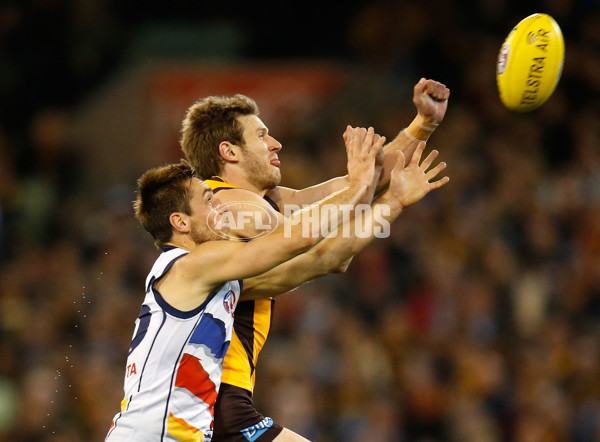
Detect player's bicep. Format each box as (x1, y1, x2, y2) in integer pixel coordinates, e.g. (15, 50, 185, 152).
(184, 230, 310, 289)
(183, 241, 268, 287)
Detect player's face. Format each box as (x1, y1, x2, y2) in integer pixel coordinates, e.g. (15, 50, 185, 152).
(187, 179, 226, 243)
(237, 114, 282, 191)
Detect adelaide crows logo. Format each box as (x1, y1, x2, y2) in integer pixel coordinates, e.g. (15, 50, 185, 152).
(223, 290, 236, 315)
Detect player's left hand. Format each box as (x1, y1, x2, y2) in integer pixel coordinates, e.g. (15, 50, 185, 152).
(413, 78, 450, 125)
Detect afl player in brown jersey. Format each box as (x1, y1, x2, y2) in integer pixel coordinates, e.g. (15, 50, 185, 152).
(180, 80, 450, 441)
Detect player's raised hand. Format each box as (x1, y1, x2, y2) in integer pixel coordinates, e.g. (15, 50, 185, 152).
(344, 125, 386, 189)
(388, 141, 449, 207)
(413, 78, 450, 125)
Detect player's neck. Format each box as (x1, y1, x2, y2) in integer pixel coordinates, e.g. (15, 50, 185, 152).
(220, 169, 267, 197)
(162, 241, 189, 252)
(162, 233, 195, 252)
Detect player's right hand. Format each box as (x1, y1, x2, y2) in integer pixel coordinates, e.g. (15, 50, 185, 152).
(413, 78, 450, 125)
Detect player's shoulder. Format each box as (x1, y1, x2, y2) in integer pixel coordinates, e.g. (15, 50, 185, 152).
(214, 187, 269, 205)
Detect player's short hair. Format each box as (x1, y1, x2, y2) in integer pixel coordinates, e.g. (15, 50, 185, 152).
(134, 160, 195, 248)
(180, 94, 259, 179)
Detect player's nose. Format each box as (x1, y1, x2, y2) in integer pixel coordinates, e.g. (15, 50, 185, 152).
(269, 136, 282, 152)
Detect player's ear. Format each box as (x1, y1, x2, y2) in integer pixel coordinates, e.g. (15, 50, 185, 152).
(170, 212, 190, 234)
(218, 141, 240, 164)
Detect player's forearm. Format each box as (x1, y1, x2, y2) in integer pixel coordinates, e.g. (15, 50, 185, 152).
(281, 168, 380, 214)
(277, 175, 350, 209)
(286, 180, 369, 242)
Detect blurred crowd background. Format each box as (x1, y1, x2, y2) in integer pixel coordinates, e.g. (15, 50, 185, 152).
(1, 0, 600, 441)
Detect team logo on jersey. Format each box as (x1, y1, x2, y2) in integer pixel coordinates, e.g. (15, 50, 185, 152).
(223, 290, 236, 314)
(240, 417, 274, 442)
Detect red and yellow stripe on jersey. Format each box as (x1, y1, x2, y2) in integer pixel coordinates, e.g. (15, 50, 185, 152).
(205, 177, 277, 393)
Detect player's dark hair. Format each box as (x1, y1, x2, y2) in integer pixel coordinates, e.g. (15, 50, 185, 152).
(133, 160, 195, 248)
(180, 94, 259, 179)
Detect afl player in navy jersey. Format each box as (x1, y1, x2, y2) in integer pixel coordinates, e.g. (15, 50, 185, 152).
(107, 118, 390, 441)
(180, 81, 450, 441)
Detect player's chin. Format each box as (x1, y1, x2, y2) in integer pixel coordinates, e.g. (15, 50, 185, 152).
(269, 168, 282, 186)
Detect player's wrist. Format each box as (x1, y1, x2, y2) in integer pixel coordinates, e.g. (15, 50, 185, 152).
(378, 191, 404, 215)
(404, 114, 438, 143)
(350, 167, 376, 184)
(348, 167, 374, 189)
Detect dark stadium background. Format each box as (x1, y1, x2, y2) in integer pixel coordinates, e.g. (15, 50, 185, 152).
(1, 0, 599, 440)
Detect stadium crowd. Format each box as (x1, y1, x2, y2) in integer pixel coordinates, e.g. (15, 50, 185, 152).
(0, 0, 599, 441)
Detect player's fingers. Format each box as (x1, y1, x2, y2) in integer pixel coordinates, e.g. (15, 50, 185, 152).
(425, 161, 447, 181)
(414, 77, 427, 95)
(420, 149, 439, 170)
(410, 141, 427, 165)
(371, 134, 386, 155)
(433, 84, 450, 100)
(343, 125, 352, 143)
(424, 81, 450, 101)
(355, 127, 368, 152)
(347, 126, 365, 151)
(371, 133, 381, 151)
(354, 126, 367, 141)
(429, 175, 450, 189)
(363, 127, 375, 153)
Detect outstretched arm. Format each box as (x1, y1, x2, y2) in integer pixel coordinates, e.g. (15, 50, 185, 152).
(183, 127, 385, 289)
(242, 142, 449, 300)
(268, 78, 450, 209)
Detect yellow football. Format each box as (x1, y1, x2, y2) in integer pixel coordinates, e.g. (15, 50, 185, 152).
(496, 13, 565, 112)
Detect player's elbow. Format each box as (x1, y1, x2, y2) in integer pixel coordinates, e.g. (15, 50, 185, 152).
(287, 229, 318, 254)
(300, 233, 320, 250)
(332, 262, 350, 273)
(308, 247, 347, 277)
